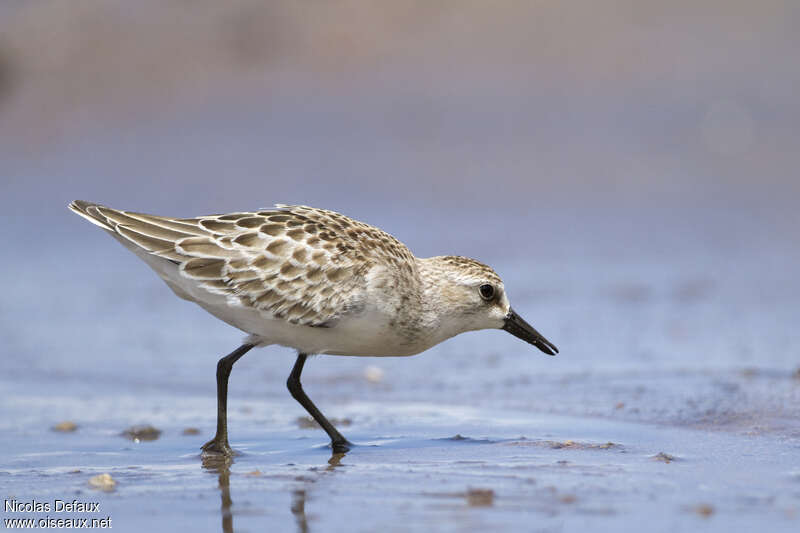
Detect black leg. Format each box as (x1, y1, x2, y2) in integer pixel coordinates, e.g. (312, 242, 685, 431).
(287, 353, 351, 453)
(202, 343, 255, 456)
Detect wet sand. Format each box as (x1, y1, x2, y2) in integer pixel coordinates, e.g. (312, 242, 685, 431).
(3, 385, 798, 532)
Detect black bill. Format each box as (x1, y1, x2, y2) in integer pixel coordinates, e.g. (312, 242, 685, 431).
(502, 308, 558, 355)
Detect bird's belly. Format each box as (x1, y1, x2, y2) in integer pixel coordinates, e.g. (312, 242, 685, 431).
(316, 314, 424, 356)
(198, 299, 424, 357)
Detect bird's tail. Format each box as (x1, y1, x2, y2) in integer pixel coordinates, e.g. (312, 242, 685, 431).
(67, 200, 206, 262)
(68, 200, 115, 231)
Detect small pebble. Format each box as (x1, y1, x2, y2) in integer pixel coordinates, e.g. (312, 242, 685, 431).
(182, 427, 201, 435)
(694, 504, 714, 517)
(653, 452, 676, 463)
(466, 488, 494, 507)
(52, 421, 78, 432)
(364, 365, 384, 384)
(122, 425, 161, 442)
(88, 473, 116, 491)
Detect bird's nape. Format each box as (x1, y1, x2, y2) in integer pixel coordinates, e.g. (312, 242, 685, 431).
(502, 308, 558, 355)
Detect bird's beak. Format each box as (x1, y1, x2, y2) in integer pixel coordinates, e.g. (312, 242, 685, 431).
(502, 308, 558, 355)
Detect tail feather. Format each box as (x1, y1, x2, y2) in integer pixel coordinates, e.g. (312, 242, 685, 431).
(93, 206, 199, 241)
(68, 200, 188, 262)
(68, 200, 115, 231)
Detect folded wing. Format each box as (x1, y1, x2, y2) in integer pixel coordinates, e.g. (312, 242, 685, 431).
(68, 201, 383, 327)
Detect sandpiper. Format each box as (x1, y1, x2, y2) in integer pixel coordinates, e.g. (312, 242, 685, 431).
(69, 201, 558, 455)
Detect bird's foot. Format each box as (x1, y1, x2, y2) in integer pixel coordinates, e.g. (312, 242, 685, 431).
(201, 437, 235, 457)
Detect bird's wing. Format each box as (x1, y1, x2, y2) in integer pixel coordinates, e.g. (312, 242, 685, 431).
(69, 201, 394, 327)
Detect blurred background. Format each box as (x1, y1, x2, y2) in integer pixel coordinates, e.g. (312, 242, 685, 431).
(3, 0, 799, 214)
(1, 1, 799, 530)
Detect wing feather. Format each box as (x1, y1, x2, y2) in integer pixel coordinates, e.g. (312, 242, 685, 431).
(70, 201, 417, 328)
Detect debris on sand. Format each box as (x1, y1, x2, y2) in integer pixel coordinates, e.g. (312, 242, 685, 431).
(88, 473, 116, 491)
(508, 439, 621, 450)
(52, 421, 78, 432)
(296, 416, 351, 429)
(121, 425, 162, 442)
(466, 488, 494, 507)
(652, 452, 677, 463)
(693, 503, 714, 517)
(182, 427, 201, 435)
(559, 494, 578, 504)
(364, 365, 385, 384)
(422, 488, 495, 507)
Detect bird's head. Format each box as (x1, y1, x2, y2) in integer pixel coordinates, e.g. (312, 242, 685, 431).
(418, 256, 558, 355)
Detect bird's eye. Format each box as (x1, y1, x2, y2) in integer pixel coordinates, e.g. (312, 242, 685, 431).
(479, 284, 495, 300)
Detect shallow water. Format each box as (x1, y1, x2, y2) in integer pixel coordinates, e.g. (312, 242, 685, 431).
(3, 388, 799, 532)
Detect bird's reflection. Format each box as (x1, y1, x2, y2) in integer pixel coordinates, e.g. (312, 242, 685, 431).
(202, 450, 348, 533)
(202, 455, 235, 533)
(290, 489, 308, 533)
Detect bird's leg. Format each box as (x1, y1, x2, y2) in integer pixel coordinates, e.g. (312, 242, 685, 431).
(202, 343, 255, 456)
(287, 353, 351, 453)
